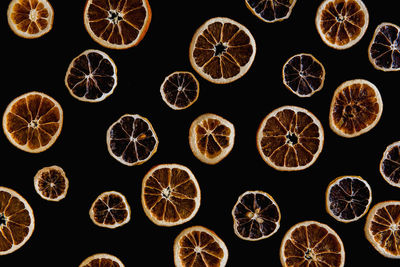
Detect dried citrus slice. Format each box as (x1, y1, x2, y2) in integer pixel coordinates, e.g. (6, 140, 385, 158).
(232, 190, 280, 241)
(368, 22, 400, 72)
(173, 225, 229, 267)
(189, 17, 256, 84)
(106, 114, 158, 166)
(282, 53, 325, 97)
(79, 253, 125, 267)
(326, 176, 372, 223)
(189, 113, 235, 165)
(34, 165, 69, 202)
(315, 0, 369, 49)
(380, 141, 400, 188)
(256, 106, 324, 171)
(89, 191, 131, 229)
(0, 186, 35, 255)
(3, 91, 63, 153)
(7, 0, 54, 39)
(364, 201, 400, 258)
(245, 0, 297, 23)
(84, 0, 151, 49)
(329, 79, 383, 138)
(141, 164, 200, 227)
(280, 221, 345, 267)
(65, 49, 117, 102)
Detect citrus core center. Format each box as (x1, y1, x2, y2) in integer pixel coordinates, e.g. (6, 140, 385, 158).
(29, 9, 38, 21)
(29, 120, 39, 128)
(214, 43, 227, 56)
(286, 132, 298, 145)
(162, 187, 172, 198)
(304, 248, 315, 260)
(108, 10, 123, 24)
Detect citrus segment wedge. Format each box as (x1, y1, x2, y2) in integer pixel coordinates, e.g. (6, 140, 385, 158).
(34, 165, 69, 201)
(245, 0, 297, 23)
(380, 141, 400, 188)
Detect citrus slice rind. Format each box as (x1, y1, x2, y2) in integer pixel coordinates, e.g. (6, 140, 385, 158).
(34, 165, 69, 202)
(79, 253, 125, 267)
(245, 0, 297, 23)
(380, 141, 400, 188)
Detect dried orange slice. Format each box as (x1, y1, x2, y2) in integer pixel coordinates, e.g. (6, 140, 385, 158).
(34, 165, 69, 201)
(245, 0, 297, 23)
(65, 49, 117, 102)
(326, 176, 372, 223)
(79, 253, 125, 267)
(364, 201, 400, 258)
(256, 106, 324, 171)
(173, 225, 229, 267)
(232, 190, 280, 241)
(380, 141, 400, 188)
(189, 17, 256, 84)
(282, 53, 325, 97)
(3, 91, 63, 153)
(280, 221, 345, 267)
(7, 0, 54, 39)
(89, 191, 131, 229)
(315, 0, 369, 49)
(329, 79, 383, 138)
(368, 22, 400, 72)
(106, 114, 158, 166)
(84, 0, 151, 49)
(141, 164, 200, 227)
(0, 186, 35, 255)
(189, 113, 235, 165)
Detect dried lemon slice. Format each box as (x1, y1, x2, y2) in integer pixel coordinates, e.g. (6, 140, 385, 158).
(34, 165, 69, 201)
(79, 253, 125, 267)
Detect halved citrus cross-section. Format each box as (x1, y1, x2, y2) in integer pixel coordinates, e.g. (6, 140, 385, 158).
(245, 0, 297, 23)
(34, 165, 69, 202)
(141, 164, 201, 227)
(380, 141, 400, 188)
(189, 17, 256, 84)
(173, 225, 229, 267)
(3, 91, 63, 153)
(0, 186, 35, 255)
(79, 253, 125, 267)
(257, 106, 324, 171)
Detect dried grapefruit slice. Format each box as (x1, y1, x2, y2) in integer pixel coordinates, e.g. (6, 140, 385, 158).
(380, 141, 400, 188)
(34, 165, 69, 201)
(245, 0, 297, 23)
(79, 253, 125, 267)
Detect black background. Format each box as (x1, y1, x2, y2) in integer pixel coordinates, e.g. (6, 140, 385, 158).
(1, 0, 400, 266)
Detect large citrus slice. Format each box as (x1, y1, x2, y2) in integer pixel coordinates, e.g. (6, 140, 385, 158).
(79, 253, 125, 267)
(380, 141, 400, 188)
(34, 165, 69, 202)
(245, 0, 297, 23)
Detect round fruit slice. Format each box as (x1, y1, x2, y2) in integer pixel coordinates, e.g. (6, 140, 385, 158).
(0, 186, 35, 255)
(245, 0, 297, 23)
(7, 0, 54, 39)
(189, 17, 256, 84)
(329, 79, 383, 138)
(84, 0, 151, 49)
(380, 141, 400, 188)
(189, 113, 235, 165)
(368, 22, 400, 72)
(106, 114, 158, 166)
(141, 164, 200, 227)
(3, 91, 63, 153)
(364, 201, 400, 258)
(232, 190, 280, 241)
(65, 49, 117, 102)
(280, 221, 345, 267)
(173, 225, 229, 267)
(89, 191, 131, 229)
(282, 53, 325, 97)
(326, 176, 372, 223)
(315, 0, 369, 49)
(257, 106, 324, 171)
(79, 253, 125, 267)
(34, 165, 69, 202)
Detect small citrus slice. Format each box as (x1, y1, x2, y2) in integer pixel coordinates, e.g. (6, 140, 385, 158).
(189, 17, 256, 84)
(232, 190, 280, 241)
(0, 186, 35, 255)
(106, 114, 158, 166)
(380, 141, 400, 188)
(282, 53, 325, 97)
(34, 165, 69, 201)
(245, 0, 297, 23)
(315, 0, 369, 49)
(368, 22, 400, 72)
(79, 253, 125, 267)
(89, 191, 131, 229)
(3, 91, 63, 153)
(256, 106, 324, 171)
(141, 164, 200, 227)
(189, 113, 235, 165)
(329, 79, 383, 138)
(326, 176, 372, 223)
(173, 225, 229, 267)
(364, 201, 400, 258)
(65, 49, 117, 102)
(84, 0, 151, 49)
(7, 0, 54, 39)
(280, 221, 345, 267)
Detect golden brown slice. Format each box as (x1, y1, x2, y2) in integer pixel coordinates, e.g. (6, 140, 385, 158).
(189, 17, 256, 84)
(141, 164, 200, 227)
(364, 201, 400, 258)
(280, 221, 345, 267)
(79, 253, 125, 267)
(245, 0, 297, 23)
(380, 141, 400, 188)
(34, 165, 69, 201)
(0, 186, 35, 255)
(257, 106, 324, 171)
(329, 79, 382, 138)
(174, 225, 228, 267)
(3, 91, 63, 153)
